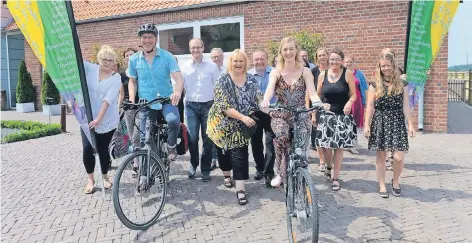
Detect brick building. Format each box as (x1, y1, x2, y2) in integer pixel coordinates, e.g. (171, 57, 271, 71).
(2, 0, 449, 132)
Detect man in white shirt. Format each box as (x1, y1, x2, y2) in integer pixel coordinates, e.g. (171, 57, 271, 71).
(181, 38, 220, 181)
(210, 48, 226, 75)
(209, 47, 225, 169)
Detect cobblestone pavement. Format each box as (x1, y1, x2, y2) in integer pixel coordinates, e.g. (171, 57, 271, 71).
(2, 126, 472, 243)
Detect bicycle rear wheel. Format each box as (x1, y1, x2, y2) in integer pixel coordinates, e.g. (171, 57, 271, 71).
(287, 167, 319, 243)
(112, 150, 167, 230)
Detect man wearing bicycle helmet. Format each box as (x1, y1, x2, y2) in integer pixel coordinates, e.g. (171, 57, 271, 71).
(128, 23, 184, 160)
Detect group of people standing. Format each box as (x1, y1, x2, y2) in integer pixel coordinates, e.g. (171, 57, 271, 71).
(78, 23, 416, 204)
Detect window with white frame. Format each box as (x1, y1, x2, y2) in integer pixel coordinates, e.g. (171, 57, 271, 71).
(157, 16, 244, 64)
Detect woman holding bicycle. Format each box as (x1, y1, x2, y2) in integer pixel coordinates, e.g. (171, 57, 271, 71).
(315, 47, 357, 191)
(82, 45, 122, 194)
(207, 49, 262, 205)
(364, 52, 415, 198)
(260, 36, 323, 188)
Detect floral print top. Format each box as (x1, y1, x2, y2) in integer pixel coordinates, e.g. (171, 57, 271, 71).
(207, 73, 263, 150)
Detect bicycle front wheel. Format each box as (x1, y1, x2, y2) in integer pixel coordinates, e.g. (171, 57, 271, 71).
(287, 167, 319, 243)
(112, 150, 167, 230)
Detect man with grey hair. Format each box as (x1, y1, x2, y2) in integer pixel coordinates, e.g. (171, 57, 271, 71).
(210, 48, 226, 75)
(181, 38, 220, 181)
(300, 49, 316, 69)
(247, 49, 276, 185)
(209, 47, 225, 169)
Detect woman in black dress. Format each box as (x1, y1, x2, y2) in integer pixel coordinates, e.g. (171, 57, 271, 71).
(315, 47, 357, 191)
(364, 52, 415, 198)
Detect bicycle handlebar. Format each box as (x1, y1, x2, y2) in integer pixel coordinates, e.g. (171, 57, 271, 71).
(122, 97, 171, 111)
(267, 103, 334, 114)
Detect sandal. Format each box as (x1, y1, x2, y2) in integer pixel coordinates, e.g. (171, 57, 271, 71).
(236, 190, 248, 205)
(324, 167, 332, 181)
(83, 181, 95, 194)
(168, 146, 177, 161)
(103, 175, 113, 189)
(332, 179, 340, 191)
(224, 176, 233, 188)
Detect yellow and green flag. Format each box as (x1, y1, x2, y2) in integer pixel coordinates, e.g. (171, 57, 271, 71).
(406, 0, 460, 106)
(7, 0, 92, 141)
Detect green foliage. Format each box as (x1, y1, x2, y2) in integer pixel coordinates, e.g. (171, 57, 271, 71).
(266, 30, 324, 66)
(448, 64, 472, 72)
(16, 60, 35, 103)
(41, 71, 61, 105)
(1, 120, 62, 143)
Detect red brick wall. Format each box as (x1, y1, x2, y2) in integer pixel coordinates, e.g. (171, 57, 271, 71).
(24, 1, 449, 132)
(24, 44, 42, 110)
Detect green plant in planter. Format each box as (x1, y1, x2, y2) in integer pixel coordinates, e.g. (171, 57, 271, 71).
(41, 71, 60, 105)
(16, 60, 35, 103)
(266, 30, 324, 66)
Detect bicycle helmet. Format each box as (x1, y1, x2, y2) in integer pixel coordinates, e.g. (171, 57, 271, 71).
(138, 23, 158, 37)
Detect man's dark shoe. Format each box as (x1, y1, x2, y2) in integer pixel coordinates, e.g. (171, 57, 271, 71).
(202, 172, 211, 182)
(254, 171, 264, 180)
(265, 175, 274, 186)
(188, 166, 196, 178)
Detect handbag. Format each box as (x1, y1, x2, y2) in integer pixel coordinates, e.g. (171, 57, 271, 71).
(229, 77, 258, 139)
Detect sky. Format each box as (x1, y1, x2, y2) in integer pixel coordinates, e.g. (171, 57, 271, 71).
(448, 0, 472, 67)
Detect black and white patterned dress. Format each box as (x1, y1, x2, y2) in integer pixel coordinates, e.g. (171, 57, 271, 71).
(368, 81, 409, 151)
(315, 68, 357, 149)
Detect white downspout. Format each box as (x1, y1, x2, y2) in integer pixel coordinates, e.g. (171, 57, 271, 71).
(418, 87, 424, 131)
(5, 33, 12, 109)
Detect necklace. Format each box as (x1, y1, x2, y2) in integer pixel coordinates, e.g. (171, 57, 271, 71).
(329, 70, 340, 81)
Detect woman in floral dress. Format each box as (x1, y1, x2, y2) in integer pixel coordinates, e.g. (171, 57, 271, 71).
(260, 36, 323, 187)
(207, 49, 262, 205)
(364, 52, 415, 198)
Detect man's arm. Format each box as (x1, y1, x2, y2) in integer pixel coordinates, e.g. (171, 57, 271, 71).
(127, 58, 138, 103)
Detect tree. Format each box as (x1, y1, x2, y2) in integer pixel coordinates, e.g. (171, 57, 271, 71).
(41, 71, 61, 105)
(16, 60, 35, 104)
(266, 30, 324, 65)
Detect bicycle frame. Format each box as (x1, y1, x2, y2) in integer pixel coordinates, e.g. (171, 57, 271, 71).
(124, 97, 170, 190)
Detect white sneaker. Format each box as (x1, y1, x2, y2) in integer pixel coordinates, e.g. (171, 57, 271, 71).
(271, 175, 283, 187)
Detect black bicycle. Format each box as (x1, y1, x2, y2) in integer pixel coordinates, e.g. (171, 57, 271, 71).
(268, 103, 332, 243)
(112, 97, 171, 230)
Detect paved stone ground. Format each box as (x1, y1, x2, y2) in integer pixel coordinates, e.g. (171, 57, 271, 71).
(2, 110, 472, 243)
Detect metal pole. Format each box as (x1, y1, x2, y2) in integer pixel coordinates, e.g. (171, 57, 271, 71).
(65, 1, 106, 200)
(61, 104, 67, 132)
(404, 0, 413, 71)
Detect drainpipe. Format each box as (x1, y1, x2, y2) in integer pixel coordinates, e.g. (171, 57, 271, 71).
(418, 88, 424, 131)
(5, 33, 11, 109)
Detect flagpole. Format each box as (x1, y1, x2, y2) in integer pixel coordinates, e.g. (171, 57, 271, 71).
(65, 1, 106, 200)
(404, 0, 413, 71)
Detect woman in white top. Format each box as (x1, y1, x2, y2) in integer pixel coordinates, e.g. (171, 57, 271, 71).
(82, 45, 122, 194)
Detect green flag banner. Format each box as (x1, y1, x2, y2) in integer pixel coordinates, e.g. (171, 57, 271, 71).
(406, 0, 459, 107)
(7, 0, 92, 141)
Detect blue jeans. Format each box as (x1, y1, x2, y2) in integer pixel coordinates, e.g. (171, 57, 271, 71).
(185, 101, 214, 173)
(139, 104, 180, 148)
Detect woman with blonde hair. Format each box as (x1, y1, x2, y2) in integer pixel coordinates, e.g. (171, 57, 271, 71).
(364, 52, 415, 198)
(81, 45, 122, 194)
(260, 36, 323, 187)
(207, 49, 262, 205)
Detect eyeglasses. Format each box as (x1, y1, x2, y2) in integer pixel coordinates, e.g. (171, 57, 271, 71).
(329, 58, 342, 62)
(211, 55, 222, 59)
(190, 46, 203, 50)
(101, 59, 114, 64)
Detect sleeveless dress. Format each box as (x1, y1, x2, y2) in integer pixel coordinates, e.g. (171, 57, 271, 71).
(351, 70, 364, 129)
(368, 81, 409, 151)
(270, 70, 311, 179)
(315, 68, 357, 148)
